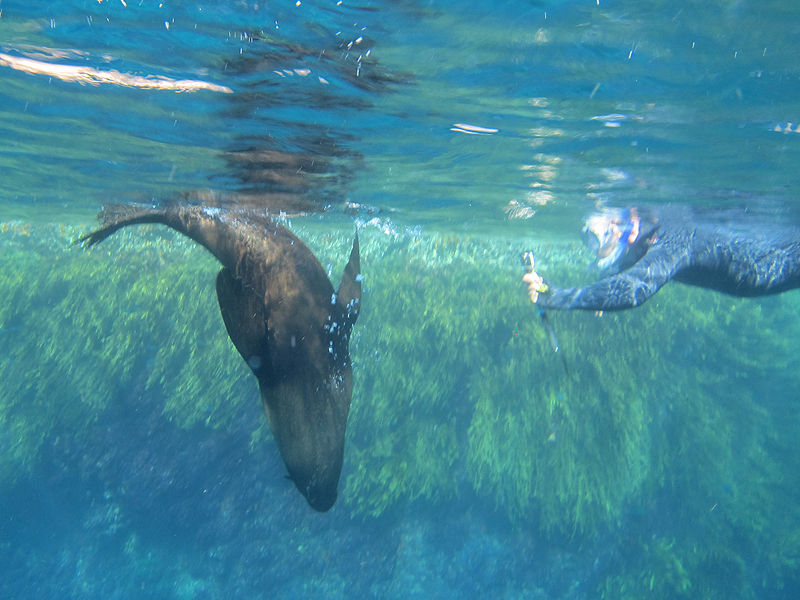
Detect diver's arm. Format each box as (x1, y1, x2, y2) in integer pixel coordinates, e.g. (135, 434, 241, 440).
(534, 240, 690, 311)
(674, 235, 800, 297)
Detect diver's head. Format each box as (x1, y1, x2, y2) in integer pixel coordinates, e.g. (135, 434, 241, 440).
(582, 208, 641, 270)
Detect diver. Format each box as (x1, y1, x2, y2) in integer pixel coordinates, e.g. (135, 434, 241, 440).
(523, 204, 800, 311)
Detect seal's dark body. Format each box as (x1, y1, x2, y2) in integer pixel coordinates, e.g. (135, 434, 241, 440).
(80, 204, 361, 512)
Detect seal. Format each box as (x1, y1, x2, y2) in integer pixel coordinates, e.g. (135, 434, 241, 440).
(79, 203, 362, 512)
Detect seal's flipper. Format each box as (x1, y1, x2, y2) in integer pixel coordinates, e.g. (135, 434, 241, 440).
(77, 204, 169, 247)
(335, 233, 362, 337)
(215, 267, 268, 373)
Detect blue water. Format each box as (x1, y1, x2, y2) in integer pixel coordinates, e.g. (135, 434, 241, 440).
(2, 0, 800, 598)
(4, 0, 800, 231)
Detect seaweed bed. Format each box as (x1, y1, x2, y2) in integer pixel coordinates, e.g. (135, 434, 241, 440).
(1, 219, 799, 600)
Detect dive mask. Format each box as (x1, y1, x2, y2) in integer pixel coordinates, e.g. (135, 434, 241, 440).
(582, 208, 640, 270)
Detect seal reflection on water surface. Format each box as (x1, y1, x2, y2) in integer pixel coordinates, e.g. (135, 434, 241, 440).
(79, 203, 362, 512)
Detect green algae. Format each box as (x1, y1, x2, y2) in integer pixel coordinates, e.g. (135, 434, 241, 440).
(139, 255, 254, 430)
(0, 229, 152, 481)
(335, 229, 800, 596)
(1, 221, 800, 597)
(0, 223, 255, 485)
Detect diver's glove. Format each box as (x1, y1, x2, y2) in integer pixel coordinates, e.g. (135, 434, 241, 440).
(522, 251, 548, 303)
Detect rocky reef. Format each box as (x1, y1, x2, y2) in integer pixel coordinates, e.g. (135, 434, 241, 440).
(0, 220, 799, 599)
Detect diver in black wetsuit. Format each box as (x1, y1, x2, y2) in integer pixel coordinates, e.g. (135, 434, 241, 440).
(524, 204, 800, 311)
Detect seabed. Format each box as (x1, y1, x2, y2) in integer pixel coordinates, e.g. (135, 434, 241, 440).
(1, 220, 799, 599)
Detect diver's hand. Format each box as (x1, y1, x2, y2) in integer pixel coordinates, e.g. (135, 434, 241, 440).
(523, 269, 548, 303)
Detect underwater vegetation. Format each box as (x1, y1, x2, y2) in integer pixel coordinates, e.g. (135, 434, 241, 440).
(1, 221, 800, 598)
